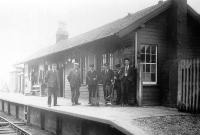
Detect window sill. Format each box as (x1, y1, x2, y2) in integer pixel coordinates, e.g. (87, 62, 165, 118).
(142, 82, 158, 86)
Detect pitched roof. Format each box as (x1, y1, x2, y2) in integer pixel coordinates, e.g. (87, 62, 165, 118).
(22, 1, 171, 63)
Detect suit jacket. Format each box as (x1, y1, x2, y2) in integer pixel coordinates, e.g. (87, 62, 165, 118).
(67, 69, 81, 88)
(101, 69, 114, 86)
(86, 70, 98, 86)
(45, 70, 60, 89)
(119, 65, 136, 83)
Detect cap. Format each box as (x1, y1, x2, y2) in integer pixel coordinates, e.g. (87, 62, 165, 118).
(124, 57, 130, 61)
(74, 63, 79, 66)
(89, 64, 94, 67)
(104, 63, 109, 66)
(115, 64, 121, 68)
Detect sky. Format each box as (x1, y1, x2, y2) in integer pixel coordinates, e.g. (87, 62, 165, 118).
(0, 0, 199, 85)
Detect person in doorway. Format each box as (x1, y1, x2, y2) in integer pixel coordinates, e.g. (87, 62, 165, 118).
(86, 64, 98, 106)
(67, 63, 81, 105)
(45, 63, 60, 107)
(101, 63, 114, 104)
(119, 58, 136, 106)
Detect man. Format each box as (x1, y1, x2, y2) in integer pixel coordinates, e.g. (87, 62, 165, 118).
(45, 63, 60, 107)
(86, 64, 98, 105)
(101, 63, 114, 104)
(113, 64, 121, 105)
(119, 58, 136, 106)
(67, 63, 81, 105)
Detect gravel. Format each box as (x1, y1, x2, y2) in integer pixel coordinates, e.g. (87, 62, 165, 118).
(132, 115, 200, 135)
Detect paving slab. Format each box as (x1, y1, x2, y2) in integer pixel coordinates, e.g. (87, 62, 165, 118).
(0, 92, 188, 135)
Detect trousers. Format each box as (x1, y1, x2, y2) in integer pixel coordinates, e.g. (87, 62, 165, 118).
(71, 86, 80, 104)
(47, 87, 57, 106)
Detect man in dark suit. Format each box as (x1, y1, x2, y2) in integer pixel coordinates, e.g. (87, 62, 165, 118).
(67, 63, 81, 105)
(101, 63, 114, 104)
(119, 58, 136, 106)
(86, 64, 98, 105)
(113, 64, 121, 105)
(45, 63, 60, 107)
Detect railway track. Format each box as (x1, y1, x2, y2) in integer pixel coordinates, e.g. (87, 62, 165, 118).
(0, 116, 31, 135)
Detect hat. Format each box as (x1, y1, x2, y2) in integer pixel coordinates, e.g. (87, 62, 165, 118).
(115, 64, 121, 68)
(104, 63, 109, 66)
(74, 63, 79, 66)
(124, 57, 130, 61)
(89, 64, 94, 67)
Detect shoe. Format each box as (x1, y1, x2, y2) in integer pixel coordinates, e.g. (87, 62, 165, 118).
(88, 102, 91, 104)
(48, 105, 51, 107)
(54, 104, 59, 106)
(75, 102, 81, 105)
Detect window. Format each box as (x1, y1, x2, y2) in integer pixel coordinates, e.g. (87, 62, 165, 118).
(101, 53, 114, 70)
(109, 53, 114, 69)
(140, 45, 157, 84)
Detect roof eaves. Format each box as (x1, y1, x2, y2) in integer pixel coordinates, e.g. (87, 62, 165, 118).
(117, 1, 171, 38)
(187, 5, 200, 24)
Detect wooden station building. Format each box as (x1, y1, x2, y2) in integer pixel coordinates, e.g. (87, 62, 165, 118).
(19, 0, 200, 107)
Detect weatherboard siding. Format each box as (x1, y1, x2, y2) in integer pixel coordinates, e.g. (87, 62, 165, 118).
(137, 10, 168, 106)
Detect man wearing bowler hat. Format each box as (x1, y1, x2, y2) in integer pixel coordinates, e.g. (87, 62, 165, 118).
(119, 58, 136, 106)
(67, 63, 81, 105)
(45, 63, 60, 107)
(101, 63, 114, 104)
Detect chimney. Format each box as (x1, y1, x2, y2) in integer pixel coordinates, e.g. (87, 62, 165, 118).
(56, 22, 69, 43)
(167, 0, 188, 106)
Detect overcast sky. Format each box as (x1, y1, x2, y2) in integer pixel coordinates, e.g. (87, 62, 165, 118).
(0, 0, 199, 84)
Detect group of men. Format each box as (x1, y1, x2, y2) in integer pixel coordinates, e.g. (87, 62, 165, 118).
(45, 57, 136, 107)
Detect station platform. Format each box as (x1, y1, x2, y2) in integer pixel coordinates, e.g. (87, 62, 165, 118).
(0, 92, 187, 135)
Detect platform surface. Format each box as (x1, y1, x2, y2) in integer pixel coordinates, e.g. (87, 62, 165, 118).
(0, 92, 188, 135)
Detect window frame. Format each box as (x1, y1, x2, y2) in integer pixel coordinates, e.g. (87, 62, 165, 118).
(140, 44, 158, 85)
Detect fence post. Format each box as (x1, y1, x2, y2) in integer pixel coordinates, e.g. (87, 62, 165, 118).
(178, 60, 182, 108)
(196, 59, 199, 112)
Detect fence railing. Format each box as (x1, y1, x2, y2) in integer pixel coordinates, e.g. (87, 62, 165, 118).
(178, 59, 200, 113)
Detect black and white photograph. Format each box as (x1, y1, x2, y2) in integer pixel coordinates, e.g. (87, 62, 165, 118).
(0, 0, 199, 134)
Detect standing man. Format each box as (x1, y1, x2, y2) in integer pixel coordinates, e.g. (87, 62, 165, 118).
(113, 64, 121, 105)
(86, 64, 98, 105)
(119, 58, 136, 106)
(101, 63, 114, 104)
(67, 63, 81, 105)
(45, 63, 60, 107)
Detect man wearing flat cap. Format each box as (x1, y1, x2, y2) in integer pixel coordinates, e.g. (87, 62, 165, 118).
(86, 64, 98, 105)
(101, 63, 114, 104)
(119, 58, 136, 106)
(45, 63, 60, 107)
(67, 63, 81, 105)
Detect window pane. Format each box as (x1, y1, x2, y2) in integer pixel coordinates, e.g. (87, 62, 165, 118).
(141, 54, 145, 62)
(146, 54, 150, 63)
(151, 46, 156, 54)
(151, 64, 156, 73)
(145, 73, 151, 82)
(146, 64, 150, 72)
(141, 45, 145, 53)
(151, 55, 156, 63)
(143, 64, 145, 73)
(142, 73, 145, 81)
(151, 73, 156, 82)
(146, 46, 150, 54)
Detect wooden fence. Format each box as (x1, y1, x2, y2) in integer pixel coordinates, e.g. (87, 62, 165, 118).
(178, 59, 200, 113)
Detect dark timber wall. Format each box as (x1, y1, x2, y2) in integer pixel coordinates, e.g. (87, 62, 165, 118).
(137, 11, 169, 106)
